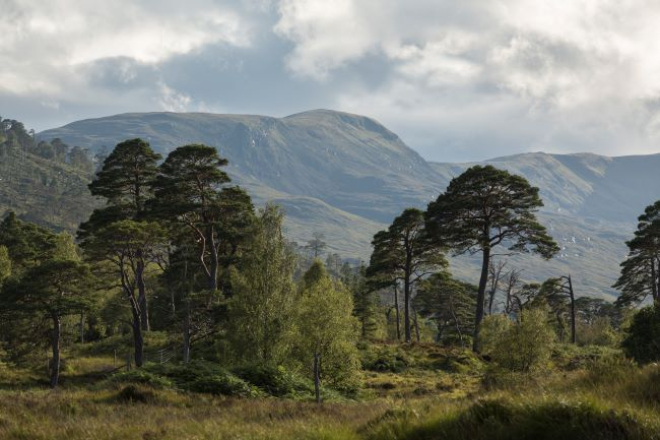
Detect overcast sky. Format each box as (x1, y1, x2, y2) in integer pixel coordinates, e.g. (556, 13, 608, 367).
(2, 0, 660, 161)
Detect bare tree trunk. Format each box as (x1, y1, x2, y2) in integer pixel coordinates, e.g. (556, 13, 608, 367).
(448, 292, 464, 348)
(393, 283, 401, 341)
(207, 226, 218, 294)
(412, 306, 421, 342)
(132, 311, 144, 367)
(473, 246, 490, 352)
(50, 314, 61, 388)
(567, 275, 576, 344)
(404, 271, 411, 343)
(313, 353, 321, 404)
(136, 257, 150, 331)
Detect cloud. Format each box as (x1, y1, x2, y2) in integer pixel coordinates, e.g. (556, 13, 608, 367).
(0, 0, 251, 114)
(273, 0, 660, 159)
(3, 0, 660, 161)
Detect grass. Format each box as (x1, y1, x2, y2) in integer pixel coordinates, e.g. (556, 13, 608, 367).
(3, 341, 660, 439)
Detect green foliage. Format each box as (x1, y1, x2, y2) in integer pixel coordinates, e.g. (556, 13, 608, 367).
(88, 138, 160, 215)
(482, 308, 556, 372)
(361, 346, 411, 373)
(415, 272, 476, 346)
(577, 317, 620, 347)
(228, 205, 297, 365)
(479, 314, 512, 355)
(0, 212, 57, 274)
(111, 369, 174, 389)
(297, 261, 360, 390)
(367, 208, 447, 343)
(614, 200, 660, 306)
(1, 258, 95, 322)
(426, 165, 559, 351)
(622, 306, 660, 363)
(151, 143, 254, 294)
(232, 365, 314, 397)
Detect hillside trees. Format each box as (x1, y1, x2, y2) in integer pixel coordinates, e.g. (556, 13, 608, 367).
(79, 139, 163, 366)
(81, 220, 167, 366)
(3, 259, 94, 387)
(0, 215, 95, 386)
(81, 138, 161, 331)
(151, 144, 254, 294)
(367, 208, 447, 343)
(614, 201, 660, 306)
(426, 165, 559, 352)
(415, 272, 476, 346)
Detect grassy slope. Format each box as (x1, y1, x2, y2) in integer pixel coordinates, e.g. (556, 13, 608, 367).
(0, 149, 98, 230)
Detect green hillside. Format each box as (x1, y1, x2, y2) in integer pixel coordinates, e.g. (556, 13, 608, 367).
(0, 121, 98, 231)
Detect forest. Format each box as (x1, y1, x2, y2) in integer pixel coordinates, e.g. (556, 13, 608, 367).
(2, 117, 660, 440)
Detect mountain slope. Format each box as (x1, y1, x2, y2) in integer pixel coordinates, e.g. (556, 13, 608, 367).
(0, 148, 98, 231)
(40, 110, 442, 223)
(37, 110, 660, 300)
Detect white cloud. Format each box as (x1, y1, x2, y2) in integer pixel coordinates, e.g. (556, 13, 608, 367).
(274, 0, 660, 159)
(4, 0, 660, 161)
(0, 0, 249, 95)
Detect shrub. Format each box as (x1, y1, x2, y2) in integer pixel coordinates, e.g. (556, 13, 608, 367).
(187, 374, 257, 397)
(110, 368, 173, 389)
(114, 385, 156, 403)
(360, 346, 411, 373)
(622, 306, 660, 364)
(479, 314, 511, 355)
(576, 317, 620, 347)
(231, 365, 314, 397)
(147, 361, 258, 397)
(485, 308, 556, 372)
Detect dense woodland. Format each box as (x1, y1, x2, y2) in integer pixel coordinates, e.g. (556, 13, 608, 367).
(4, 117, 660, 439)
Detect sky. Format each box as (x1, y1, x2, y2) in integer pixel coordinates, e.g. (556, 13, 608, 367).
(2, 0, 660, 162)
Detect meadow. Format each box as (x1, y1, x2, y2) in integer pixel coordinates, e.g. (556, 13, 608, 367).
(1, 339, 659, 440)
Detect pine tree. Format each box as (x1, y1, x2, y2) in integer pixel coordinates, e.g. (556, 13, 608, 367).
(614, 201, 660, 306)
(367, 208, 446, 343)
(425, 165, 558, 351)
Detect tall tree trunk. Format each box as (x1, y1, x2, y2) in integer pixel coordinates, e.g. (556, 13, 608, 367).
(50, 314, 61, 388)
(136, 257, 149, 331)
(393, 283, 401, 341)
(132, 311, 144, 367)
(412, 306, 421, 342)
(404, 271, 411, 343)
(449, 293, 464, 348)
(568, 275, 576, 344)
(183, 299, 191, 364)
(473, 246, 490, 352)
(313, 352, 321, 404)
(207, 225, 218, 293)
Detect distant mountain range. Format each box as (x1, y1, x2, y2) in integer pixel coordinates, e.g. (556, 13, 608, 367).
(36, 110, 660, 300)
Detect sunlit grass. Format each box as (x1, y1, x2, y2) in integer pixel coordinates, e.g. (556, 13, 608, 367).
(3, 343, 660, 440)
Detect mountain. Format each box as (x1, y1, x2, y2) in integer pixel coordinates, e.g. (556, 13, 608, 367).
(37, 110, 660, 300)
